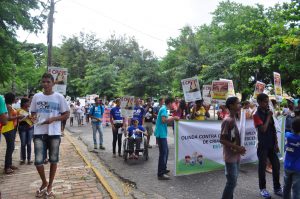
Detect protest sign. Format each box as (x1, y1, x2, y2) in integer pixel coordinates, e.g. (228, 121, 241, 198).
(274, 72, 283, 102)
(48, 67, 68, 95)
(253, 81, 265, 99)
(120, 96, 134, 118)
(181, 77, 201, 102)
(202, 85, 212, 105)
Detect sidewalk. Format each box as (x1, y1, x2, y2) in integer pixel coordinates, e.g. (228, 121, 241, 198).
(0, 133, 107, 199)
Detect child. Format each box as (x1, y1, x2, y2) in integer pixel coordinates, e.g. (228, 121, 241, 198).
(253, 93, 282, 198)
(220, 97, 246, 199)
(283, 117, 300, 199)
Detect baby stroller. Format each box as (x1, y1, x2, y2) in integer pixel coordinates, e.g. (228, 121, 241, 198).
(123, 133, 149, 161)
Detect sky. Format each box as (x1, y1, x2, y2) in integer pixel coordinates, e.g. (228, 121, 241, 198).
(17, 0, 288, 57)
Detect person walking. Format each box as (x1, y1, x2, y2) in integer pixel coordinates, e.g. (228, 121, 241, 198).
(89, 97, 105, 150)
(18, 97, 34, 165)
(220, 97, 246, 199)
(30, 73, 70, 198)
(253, 93, 283, 198)
(155, 97, 179, 180)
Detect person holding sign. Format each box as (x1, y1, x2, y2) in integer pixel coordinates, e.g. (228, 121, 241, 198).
(220, 97, 246, 199)
(253, 93, 283, 198)
(191, 100, 210, 121)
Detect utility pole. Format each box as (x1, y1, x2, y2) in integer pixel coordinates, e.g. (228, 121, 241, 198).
(47, 0, 55, 70)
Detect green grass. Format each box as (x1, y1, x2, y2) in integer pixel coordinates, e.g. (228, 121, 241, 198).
(176, 158, 224, 175)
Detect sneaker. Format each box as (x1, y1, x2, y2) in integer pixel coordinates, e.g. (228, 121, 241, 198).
(260, 189, 271, 198)
(274, 187, 283, 197)
(113, 154, 117, 158)
(20, 160, 25, 165)
(158, 174, 170, 180)
(99, 145, 105, 150)
(10, 165, 18, 170)
(94, 145, 97, 149)
(164, 169, 170, 174)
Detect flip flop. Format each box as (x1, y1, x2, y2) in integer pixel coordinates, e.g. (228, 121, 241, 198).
(45, 191, 55, 199)
(35, 186, 47, 198)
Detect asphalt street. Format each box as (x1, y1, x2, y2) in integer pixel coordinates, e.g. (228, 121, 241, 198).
(66, 121, 284, 199)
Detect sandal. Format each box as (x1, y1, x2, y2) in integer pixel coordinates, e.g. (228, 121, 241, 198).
(45, 191, 55, 199)
(4, 168, 14, 175)
(35, 186, 47, 198)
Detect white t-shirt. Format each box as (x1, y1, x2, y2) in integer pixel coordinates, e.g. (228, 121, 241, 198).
(30, 92, 69, 135)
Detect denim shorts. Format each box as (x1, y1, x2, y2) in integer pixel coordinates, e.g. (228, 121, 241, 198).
(33, 134, 61, 165)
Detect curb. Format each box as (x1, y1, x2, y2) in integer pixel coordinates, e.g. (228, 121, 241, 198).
(64, 131, 119, 199)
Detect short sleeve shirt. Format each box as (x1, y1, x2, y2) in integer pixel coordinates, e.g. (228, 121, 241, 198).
(154, 105, 168, 138)
(89, 105, 105, 125)
(220, 117, 241, 163)
(0, 95, 8, 132)
(132, 106, 145, 125)
(253, 107, 276, 149)
(110, 106, 123, 122)
(30, 92, 69, 135)
(127, 125, 145, 138)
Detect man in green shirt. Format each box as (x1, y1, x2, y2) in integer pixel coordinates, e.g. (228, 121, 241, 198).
(0, 95, 8, 133)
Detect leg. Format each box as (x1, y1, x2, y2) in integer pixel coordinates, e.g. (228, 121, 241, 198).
(157, 138, 168, 176)
(128, 137, 134, 154)
(112, 127, 118, 155)
(3, 130, 15, 170)
(92, 123, 97, 148)
(283, 169, 292, 199)
(26, 127, 34, 162)
(221, 162, 239, 199)
(292, 171, 300, 199)
(47, 136, 61, 192)
(257, 147, 268, 190)
(268, 149, 281, 190)
(18, 127, 27, 161)
(34, 135, 48, 190)
(98, 125, 104, 147)
(117, 131, 123, 156)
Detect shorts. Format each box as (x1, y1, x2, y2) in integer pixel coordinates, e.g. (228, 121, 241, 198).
(33, 135, 61, 165)
(144, 122, 153, 135)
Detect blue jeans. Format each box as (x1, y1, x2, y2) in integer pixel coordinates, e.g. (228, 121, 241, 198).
(3, 130, 16, 169)
(283, 169, 300, 199)
(157, 137, 169, 176)
(33, 135, 61, 165)
(18, 125, 34, 161)
(221, 162, 240, 199)
(92, 123, 104, 146)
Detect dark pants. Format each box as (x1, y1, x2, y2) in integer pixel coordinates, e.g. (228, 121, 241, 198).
(3, 130, 16, 169)
(157, 137, 168, 176)
(128, 137, 142, 154)
(222, 162, 240, 199)
(257, 147, 281, 190)
(112, 124, 123, 154)
(18, 125, 34, 161)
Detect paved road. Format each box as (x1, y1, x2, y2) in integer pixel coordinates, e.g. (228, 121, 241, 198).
(67, 121, 284, 199)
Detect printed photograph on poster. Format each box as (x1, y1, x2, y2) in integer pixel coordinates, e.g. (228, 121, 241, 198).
(48, 67, 68, 95)
(181, 77, 201, 102)
(202, 85, 212, 105)
(273, 72, 282, 101)
(120, 96, 134, 118)
(253, 81, 265, 99)
(211, 81, 228, 100)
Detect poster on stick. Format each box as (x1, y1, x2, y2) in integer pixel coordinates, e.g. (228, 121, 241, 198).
(181, 77, 201, 102)
(253, 81, 265, 99)
(211, 80, 235, 104)
(120, 96, 134, 118)
(202, 85, 212, 105)
(273, 72, 283, 102)
(48, 67, 68, 95)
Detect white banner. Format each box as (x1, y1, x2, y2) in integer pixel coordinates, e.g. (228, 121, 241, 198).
(175, 118, 284, 176)
(48, 67, 68, 95)
(181, 77, 201, 102)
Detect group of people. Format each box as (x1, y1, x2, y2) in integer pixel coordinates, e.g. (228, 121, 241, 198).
(220, 93, 300, 199)
(0, 73, 69, 198)
(1, 72, 300, 199)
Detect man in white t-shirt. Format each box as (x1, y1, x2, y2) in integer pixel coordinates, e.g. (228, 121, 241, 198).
(30, 73, 70, 198)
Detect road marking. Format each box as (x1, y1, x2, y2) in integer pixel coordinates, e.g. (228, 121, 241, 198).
(65, 131, 119, 199)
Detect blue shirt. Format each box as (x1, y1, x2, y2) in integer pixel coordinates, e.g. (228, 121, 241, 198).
(127, 125, 145, 138)
(154, 105, 168, 138)
(110, 106, 123, 121)
(89, 105, 104, 125)
(132, 106, 145, 125)
(284, 132, 300, 172)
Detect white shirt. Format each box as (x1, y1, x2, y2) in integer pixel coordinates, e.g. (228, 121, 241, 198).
(30, 92, 69, 135)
